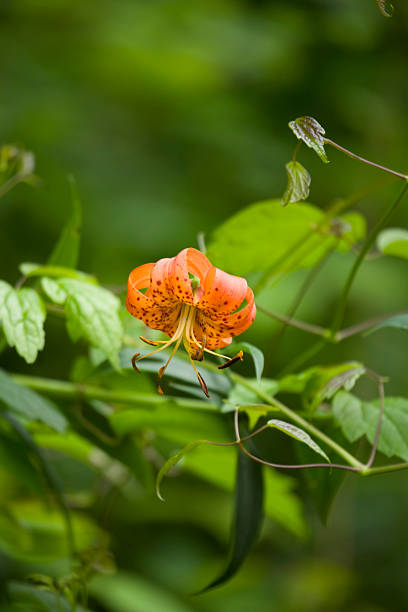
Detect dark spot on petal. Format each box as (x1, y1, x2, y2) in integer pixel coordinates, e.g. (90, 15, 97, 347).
(157, 280, 162, 286)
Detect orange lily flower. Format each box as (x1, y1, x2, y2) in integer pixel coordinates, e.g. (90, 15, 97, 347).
(126, 247, 256, 397)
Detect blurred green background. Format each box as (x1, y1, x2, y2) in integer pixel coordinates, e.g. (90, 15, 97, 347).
(1, 0, 408, 610)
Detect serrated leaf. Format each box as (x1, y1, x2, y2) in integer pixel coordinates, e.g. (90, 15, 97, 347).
(289, 116, 329, 163)
(0, 369, 67, 432)
(267, 419, 330, 463)
(43, 278, 123, 368)
(367, 314, 408, 335)
(333, 392, 408, 461)
(377, 228, 408, 259)
(156, 440, 204, 501)
(302, 362, 365, 413)
(207, 200, 365, 277)
(0, 286, 46, 363)
(48, 176, 82, 268)
(200, 435, 264, 592)
(376, 0, 394, 17)
(282, 161, 311, 206)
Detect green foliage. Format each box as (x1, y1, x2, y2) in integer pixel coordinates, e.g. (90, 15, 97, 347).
(367, 313, 408, 334)
(0, 282, 46, 363)
(267, 419, 330, 463)
(0, 369, 67, 432)
(281, 161, 311, 206)
(48, 176, 82, 269)
(224, 342, 264, 383)
(288, 116, 329, 163)
(333, 392, 408, 461)
(377, 228, 408, 259)
(42, 277, 123, 368)
(207, 199, 365, 277)
(376, 0, 394, 17)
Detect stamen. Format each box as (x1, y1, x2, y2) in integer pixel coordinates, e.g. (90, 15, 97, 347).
(140, 336, 160, 347)
(131, 353, 141, 372)
(217, 350, 244, 370)
(188, 352, 210, 398)
(156, 336, 183, 395)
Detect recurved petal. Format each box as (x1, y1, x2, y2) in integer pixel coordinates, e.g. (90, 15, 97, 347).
(199, 287, 256, 337)
(191, 320, 233, 351)
(126, 263, 155, 316)
(197, 266, 248, 316)
(169, 248, 212, 305)
(145, 258, 175, 306)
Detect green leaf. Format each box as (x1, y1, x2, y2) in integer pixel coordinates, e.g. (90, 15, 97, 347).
(376, 0, 394, 17)
(20, 262, 96, 283)
(42, 278, 123, 368)
(223, 342, 264, 383)
(302, 362, 366, 412)
(281, 161, 311, 206)
(367, 314, 408, 335)
(206, 200, 365, 277)
(200, 438, 263, 591)
(0, 286, 46, 363)
(289, 116, 329, 163)
(333, 392, 408, 461)
(47, 176, 82, 268)
(0, 369, 67, 432)
(377, 228, 408, 259)
(156, 439, 205, 501)
(267, 419, 330, 463)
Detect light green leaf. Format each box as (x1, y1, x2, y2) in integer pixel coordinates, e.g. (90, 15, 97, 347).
(47, 176, 82, 268)
(0, 287, 46, 363)
(367, 314, 408, 335)
(333, 392, 408, 461)
(302, 362, 366, 412)
(267, 419, 330, 463)
(377, 228, 408, 259)
(207, 200, 365, 277)
(0, 369, 67, 432)
(282, 161, 311, 206)
(376, 0, 394, 17)
(43, 278, 123, 368)
(289, 116, 329, 163)
(20, 262, 96, 283)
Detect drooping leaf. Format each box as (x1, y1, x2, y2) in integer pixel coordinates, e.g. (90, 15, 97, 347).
(0, 370, 67, 431)
(0, 284, 46, 364)
(267, 419, 330, 463)
(42, 277, 123, 368)
(156, 439, 205, 501)
(302, 362, 366, 413)
(223, 342, 264, 383)
(367, 314, 408, 335)
(47, 176, 82, 268)
(288, 116, 329, 163)
(333, 392, 408, 461)
(206, 200, 365, 277)
(377, 228, 408, 259)
(376, 0, 394, 17)
(281, 161, 311, 206)
(200, 436, 264, 592)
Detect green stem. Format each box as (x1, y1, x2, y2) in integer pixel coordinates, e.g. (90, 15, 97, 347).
(11, 374, 219, 412)
(363, 462, 408, 476)
(324, 138, 408, 181)
(228, 372, 364, 469)
(331, 183, 408, 336)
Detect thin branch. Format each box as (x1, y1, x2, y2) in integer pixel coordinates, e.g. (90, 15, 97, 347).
(364, 370, 386, 469)
(337, 311, 408, 341)
(324, 138, 408, 181)
(257, 304, 329, 338)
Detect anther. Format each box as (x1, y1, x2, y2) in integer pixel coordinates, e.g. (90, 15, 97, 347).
(140, 336, 160, 347)
(217, 350, 244, 370)
(131, 353, 141, 372)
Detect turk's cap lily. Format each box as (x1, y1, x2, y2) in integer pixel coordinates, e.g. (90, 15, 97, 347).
(126, 247, 256, 396)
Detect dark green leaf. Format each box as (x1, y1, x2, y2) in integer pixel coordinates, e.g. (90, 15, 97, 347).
(333, 392, 408, 461)
(207, 200, 365, 277)
(0, 369, 67, 432)
(47, 176, 82, 268)
(376, 0, 394, 17)
(200, 436, 263, 591)
(289, 116, 328, 163)
(281, 161, 311, 206)
(367, 314, 408, 335)
(377, 228, 408, 259)
(0, 285, 46, 364)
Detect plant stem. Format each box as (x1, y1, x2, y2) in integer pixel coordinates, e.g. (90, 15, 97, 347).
(363, 463, 408, 476)
(11, 374, 219, 412)
(324, 138, 408, 181)
(229, 372, 364, 469)
(257, 304, 329, 338)
(331, 183, 408, 336)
